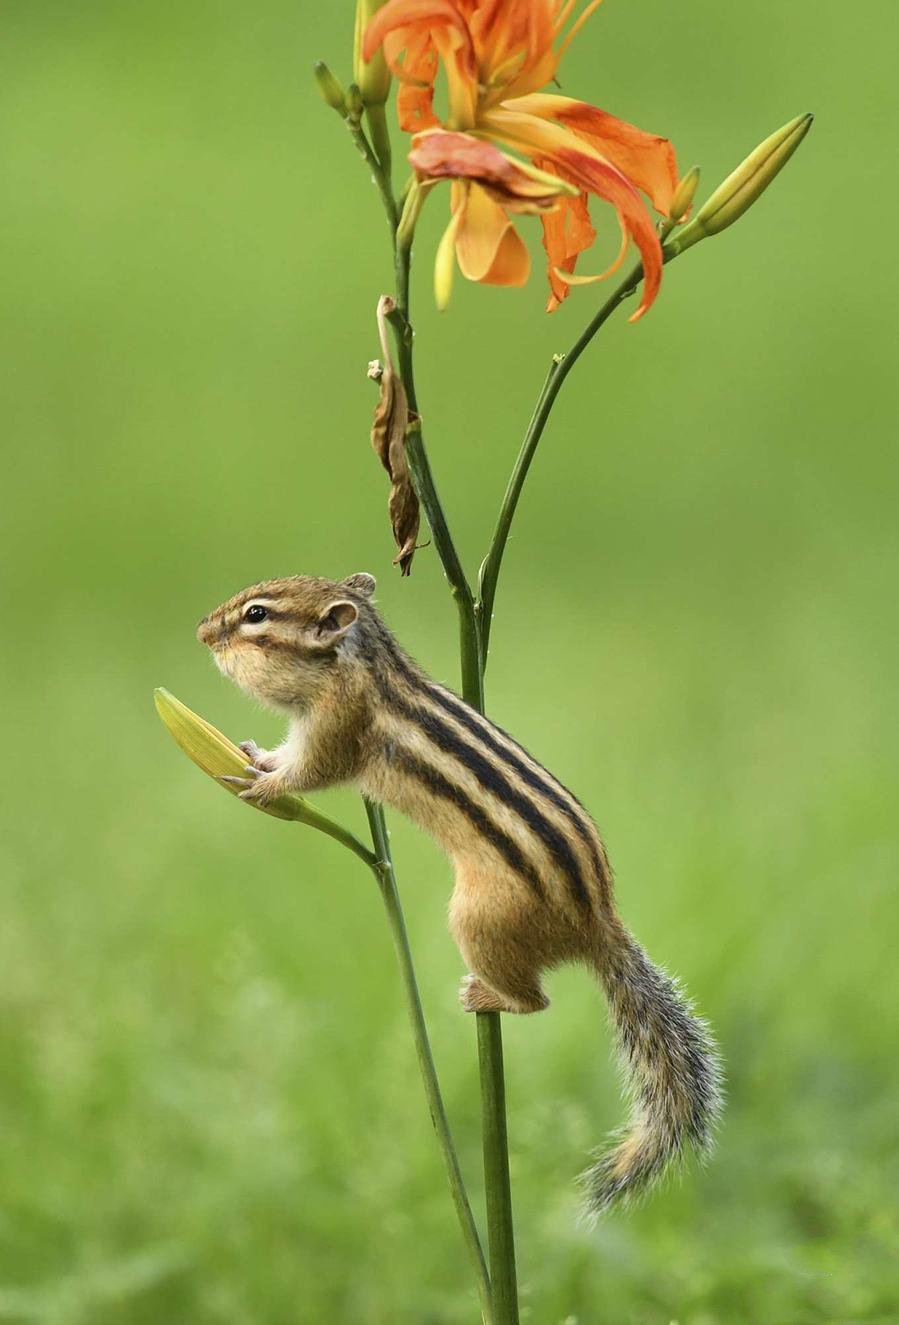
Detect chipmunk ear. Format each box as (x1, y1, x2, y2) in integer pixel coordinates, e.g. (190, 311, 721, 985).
(314, 599, 358, 648)
(341, 572, 376, 599)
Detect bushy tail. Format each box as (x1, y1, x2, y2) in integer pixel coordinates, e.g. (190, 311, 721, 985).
(584, 921, 723, 1215)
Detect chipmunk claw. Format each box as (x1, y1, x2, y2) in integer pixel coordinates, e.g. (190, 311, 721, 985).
(218, 768, 261, 784)
(219, 763, 282, 804)
(238, 741, 279, 772)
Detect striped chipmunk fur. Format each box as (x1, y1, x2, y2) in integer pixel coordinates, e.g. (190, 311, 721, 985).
(197, 572, 722, 1212)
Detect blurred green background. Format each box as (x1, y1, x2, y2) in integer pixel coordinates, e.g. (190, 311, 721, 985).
(1, 1, 896, 1321)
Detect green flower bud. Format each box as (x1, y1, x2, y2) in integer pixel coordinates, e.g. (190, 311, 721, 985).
(345, 82, 365, 124)
(672, 113, 813, 254)
(669, 166, 701, 222)
(354, 0, 392, 107)
(312, 60, 346, 115)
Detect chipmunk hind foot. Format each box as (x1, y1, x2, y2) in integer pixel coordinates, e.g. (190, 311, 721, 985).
(458, 973, 549, 1015)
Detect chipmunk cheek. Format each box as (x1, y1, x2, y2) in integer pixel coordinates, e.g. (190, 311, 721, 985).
(211, 648, 232, 678)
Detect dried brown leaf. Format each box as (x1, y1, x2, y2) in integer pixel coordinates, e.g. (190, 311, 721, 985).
(370, 295, 420, 575)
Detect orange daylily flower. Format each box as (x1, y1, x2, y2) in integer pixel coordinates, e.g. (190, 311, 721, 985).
(363, 0, 680, 318)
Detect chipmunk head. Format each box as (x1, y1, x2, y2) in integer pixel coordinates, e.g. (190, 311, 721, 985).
(197, 572, 376, 710)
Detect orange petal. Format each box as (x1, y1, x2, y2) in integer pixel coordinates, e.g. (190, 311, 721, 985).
(482, 224, 530, 286)
(537, 184, 596, 309)
(551, 144, 662, 319)
(391, 29, 440, 132)
(363, 0, 471, 67)
(548, 209, 628, 303)
(432, 24, 478, 127)
(482, 109, 664, 318)
(507, 93, 679, 216)
(364, 0, 478, 130)
(455, 183, 529, 286)
(397, 81, 440, 132)
(409, 129, 571, 209)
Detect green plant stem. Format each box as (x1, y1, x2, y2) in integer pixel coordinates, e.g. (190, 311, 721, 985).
(389, 251, 484, 714)
(294, 801, 381, 867)
(476, 1015, 517, 1325)
(476, 241, 693, 667)
(476, 258, 647, 662)
(345, 115, 397, 233)
(404, 419, 484, 711)
(350, 120, 518, 1323)
(390, 238, 516, 1322)
(364, 799, 492, 1325)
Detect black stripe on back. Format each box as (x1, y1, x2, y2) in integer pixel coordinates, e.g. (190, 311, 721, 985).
(373, 665, 592, 909)
(375, 625, 605, 885)
(391, 747, 546, 900)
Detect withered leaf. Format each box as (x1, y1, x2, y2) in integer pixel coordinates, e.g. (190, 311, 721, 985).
(371, 295, 420, 575)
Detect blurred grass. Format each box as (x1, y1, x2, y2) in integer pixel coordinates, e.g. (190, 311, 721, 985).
(1, 0, 897, 1321)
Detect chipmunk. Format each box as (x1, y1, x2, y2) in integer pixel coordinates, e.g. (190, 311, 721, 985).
(197, 572, 721, 1212)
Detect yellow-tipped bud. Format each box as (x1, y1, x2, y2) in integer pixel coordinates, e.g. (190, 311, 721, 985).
(155, 690, 376, 862)
(354, 0, 392, 107)
(312, 60, 346, 115)
(434, 211, 462, 312)
(396, 179, 434, 250)
(154, 688, 305, 822)
(669, 166, 700, 222)
(673, 113, 813, 253)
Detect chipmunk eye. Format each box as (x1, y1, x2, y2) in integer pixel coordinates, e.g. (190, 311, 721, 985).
(244, 604, 268, 624)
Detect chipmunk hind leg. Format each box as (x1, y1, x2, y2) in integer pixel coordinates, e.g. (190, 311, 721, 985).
(449, 861, 550, 1015)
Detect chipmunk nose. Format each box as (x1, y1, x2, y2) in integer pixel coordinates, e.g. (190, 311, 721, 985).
(196, 616, 218, 646)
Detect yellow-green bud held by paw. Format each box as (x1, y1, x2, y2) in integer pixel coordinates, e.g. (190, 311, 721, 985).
(154, 687, 304, 821)
(313, 60, 347, 115)
(672, 113, 813, 254)
(154, 689, 377, 865)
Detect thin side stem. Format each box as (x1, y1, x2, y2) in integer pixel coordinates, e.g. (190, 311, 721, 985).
(345, 116, 398, 234)
(293, 802, 381, 868)
(364, 799, 492, 1325)
(476, 259, 646, 661)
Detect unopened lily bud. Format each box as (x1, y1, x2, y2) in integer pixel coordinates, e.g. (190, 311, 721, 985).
(312, 60, 346, 115)
(673, 113, 813, 254)
(154, 687, 304, 822)
(396, 179, 429, 250)
(155, 688, 378, 859)
(345, 82, 365, 124)
(669, 166, 700, 222)
(354, 0, 392, 107)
